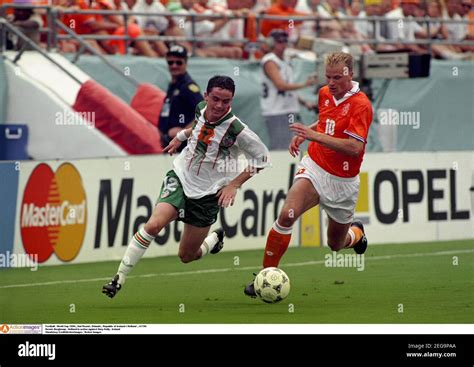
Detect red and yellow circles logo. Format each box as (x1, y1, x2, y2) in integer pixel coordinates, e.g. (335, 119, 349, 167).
(20, 163, 87, 263)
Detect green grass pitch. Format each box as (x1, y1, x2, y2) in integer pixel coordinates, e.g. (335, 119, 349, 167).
(0, 240, 472, 324)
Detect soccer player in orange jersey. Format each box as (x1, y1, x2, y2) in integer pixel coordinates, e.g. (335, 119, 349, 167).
(244, 52, 373, 297)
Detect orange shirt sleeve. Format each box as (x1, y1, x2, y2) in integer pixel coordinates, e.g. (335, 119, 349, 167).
(344, 102, 372, 143)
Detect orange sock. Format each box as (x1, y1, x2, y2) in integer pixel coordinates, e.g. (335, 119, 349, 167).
(262, 222, 292, 268)
(346, 226, 363, 248)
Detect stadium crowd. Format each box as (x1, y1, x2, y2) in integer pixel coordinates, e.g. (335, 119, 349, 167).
(1, 0, 473, 59)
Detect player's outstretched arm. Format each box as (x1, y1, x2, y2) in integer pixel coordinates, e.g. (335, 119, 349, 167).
(217, 167, 262, 208)
(289, 136, 305, 157)
(163, 127, 192, 155)
(288, 120, 318, 157)
(290, 122, 363, 156)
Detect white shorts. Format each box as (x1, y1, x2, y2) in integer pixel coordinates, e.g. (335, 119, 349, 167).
(295, 156, 360, 224)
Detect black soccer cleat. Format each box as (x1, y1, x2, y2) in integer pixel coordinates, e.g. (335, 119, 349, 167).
(102, 274, 122, 298)
(210, 229, 225, 254)
(351, 220, 368, 255)
(243, 273, 257, 298)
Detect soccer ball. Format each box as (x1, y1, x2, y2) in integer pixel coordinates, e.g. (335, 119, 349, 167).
(254, 267, 290, 303)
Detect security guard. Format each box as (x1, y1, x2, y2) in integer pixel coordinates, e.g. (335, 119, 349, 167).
(158, 45, 203, 151)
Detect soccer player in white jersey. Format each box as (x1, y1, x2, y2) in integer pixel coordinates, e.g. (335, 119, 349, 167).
(103, 75, 271, 298)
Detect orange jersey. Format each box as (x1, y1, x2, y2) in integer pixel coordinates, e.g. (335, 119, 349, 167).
(61, 0, 96, 35)
(260, 4, 307, 37)
(308, 84, 373, 178)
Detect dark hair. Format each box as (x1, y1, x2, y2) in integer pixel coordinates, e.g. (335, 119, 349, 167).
(206, 75, 235, 96)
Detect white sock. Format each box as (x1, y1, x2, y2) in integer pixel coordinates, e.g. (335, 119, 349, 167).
(117, 227, 155, 285)
(346, 228, 356, 248)
(199, 231, 220, 257)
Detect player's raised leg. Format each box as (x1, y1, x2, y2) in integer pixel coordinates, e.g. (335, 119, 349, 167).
(102, 202, 177, 298)
(326, 217, 367, 254)
(244, 178, 319, 297)
(178, 224, 225, 263)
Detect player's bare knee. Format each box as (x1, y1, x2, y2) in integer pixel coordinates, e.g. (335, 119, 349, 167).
(278, 212, 296, 228)
(145, 217, 163, 236)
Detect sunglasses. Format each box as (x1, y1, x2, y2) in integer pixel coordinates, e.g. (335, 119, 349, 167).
(167, 60, 184, 66)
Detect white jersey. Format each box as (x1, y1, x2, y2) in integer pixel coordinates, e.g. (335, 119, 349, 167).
(173, 101, 271, 199)
(385, 8, 423, 41)
(260, 52, 300, 116)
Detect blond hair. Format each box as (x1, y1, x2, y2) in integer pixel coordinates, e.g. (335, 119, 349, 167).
(325, 52, 354, 72)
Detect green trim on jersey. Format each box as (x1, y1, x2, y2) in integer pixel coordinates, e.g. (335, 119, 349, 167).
(215, 118, 245, 162)
(227, 118, 244, 136)
(195, 101, 235, 127)
(192, 101, 239, 172)
(195, 101, 206, 120)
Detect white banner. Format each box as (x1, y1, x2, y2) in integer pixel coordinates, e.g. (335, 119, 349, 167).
(9, 151, 474, 266)
(13, 152, 298, 266)
(319, 151, 474, 245)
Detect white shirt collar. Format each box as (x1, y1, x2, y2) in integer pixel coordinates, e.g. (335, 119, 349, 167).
(332, 81, 360, 106)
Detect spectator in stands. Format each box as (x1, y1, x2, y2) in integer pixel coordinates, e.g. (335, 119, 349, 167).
(356, 0, 384, 39)
(426, 0, 471, 59)
(296, 0, 321, 13)
(445, 0, 474, 53)
(6, 0, 43, 50)
(378, 0, 393, 38)
(385, 0, 428, 52)
(194, 0, 244, 58)
(133, 0, 168, 33)
(355, 0, 397, 51)
(56, 0, 124, 54)
(317, 0, 349, 38)
(348, 0, 363, 15)
(158, 45, 203, 151)
(95, 0, 159, 56)
(261, 0, 309, 37)
(254, 0, 272, 13)
(55, 0, 100, 53)
(85, 0, 125, 54)
(467, 0, 474, 39)
(296, 0, 321, 37)
(425, 0, 444, 38)
(173, 0, 243, 58)
(260, 29, 318, 150)
(317, 0, 373, 53)
(132, 0, 169, 55)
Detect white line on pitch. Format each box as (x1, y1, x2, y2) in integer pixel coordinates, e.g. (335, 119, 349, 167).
(0, 249, 473, 289)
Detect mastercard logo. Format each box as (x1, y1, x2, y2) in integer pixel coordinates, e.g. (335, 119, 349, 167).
(20, 163, 87, 263)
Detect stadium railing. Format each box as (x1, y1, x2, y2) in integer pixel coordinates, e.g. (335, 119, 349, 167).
(0, 16, 82, 84)
(1, 4, 473, 58)
(0, 6, 140, 87)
